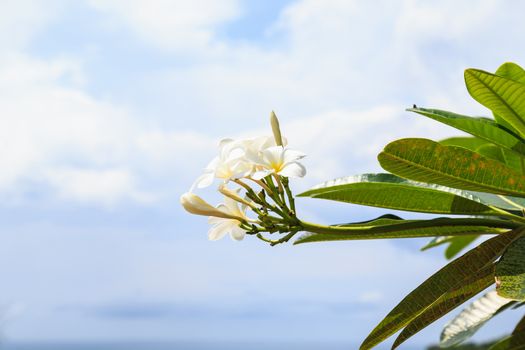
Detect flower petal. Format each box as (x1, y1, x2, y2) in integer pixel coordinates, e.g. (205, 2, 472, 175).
(191, 172, 215, 190)
(204, 156, 220, 171)
(225, 147, 245, 163)
(208, 216, 225, 225)
(223, 196, 240, 213)
(230, 161, 252, 179)
(230, 225, 246, 241)
(252, 169, 272, 180)
(279, 161, 306, 178)
(262, 146, 285, 167)
(219, 138, 234, 147)
(283, 148, 306, 163)
(208, 221, 233, 240)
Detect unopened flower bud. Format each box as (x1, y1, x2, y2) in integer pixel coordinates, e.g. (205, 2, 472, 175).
(180, 192, 241, 220)
(270, 111, 283, 146)
(218, 185, 257, 209)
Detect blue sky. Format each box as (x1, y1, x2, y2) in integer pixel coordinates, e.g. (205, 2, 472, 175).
(1, 0, 525, 347)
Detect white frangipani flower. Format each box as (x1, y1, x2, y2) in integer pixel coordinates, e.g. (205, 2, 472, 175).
(250, 146, 306, 180)
(192, 139, 252, 190)
(208, 194, 249, 241)
(183, 112, 306, 245)
(242, 135, 288, 160)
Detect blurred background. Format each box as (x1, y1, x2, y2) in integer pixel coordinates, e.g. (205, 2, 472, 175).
(0, 0, 524, 349)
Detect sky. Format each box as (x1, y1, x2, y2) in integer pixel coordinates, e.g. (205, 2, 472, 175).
(0, 0, 525, 347)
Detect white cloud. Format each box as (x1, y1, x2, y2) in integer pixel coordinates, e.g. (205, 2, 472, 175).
(0, 53, 216, 205)
(144, 0, 513, 139)
(0, 0, 65, 52)
(44, 168, 153, 205)
(87, 0, 241, 51)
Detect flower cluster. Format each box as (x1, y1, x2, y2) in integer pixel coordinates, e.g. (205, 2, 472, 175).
(180, 112, 306, 244)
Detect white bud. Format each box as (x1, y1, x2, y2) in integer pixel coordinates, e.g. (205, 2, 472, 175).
(180, 192, 241, 220)
(270, 111, 283, 146)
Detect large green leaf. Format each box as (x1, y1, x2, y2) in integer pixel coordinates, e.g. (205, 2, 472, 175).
(295, 223, 503, 245)
(439, 290, 512, 348)
(489, 314, 525, 350)
(298, 173, 500, 215)
(359, 229, 523, 350)
(409, 107, 525, 155)
(496, 236, 525, 300)
(465, 69, 525, 138)
(493, 62, 525, 135)
(378, 138, 525, 197)
(392, 265, 496, 349)
(295, 215, 513, 245)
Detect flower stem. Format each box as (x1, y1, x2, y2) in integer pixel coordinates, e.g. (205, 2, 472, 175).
(282, 177, 296, 214)
(248, 178, 273, 195)
(234, 179, 253, 192)
(256, 230, 298, 246)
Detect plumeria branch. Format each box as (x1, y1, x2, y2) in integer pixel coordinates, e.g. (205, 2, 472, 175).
(180, 112, 521, 245)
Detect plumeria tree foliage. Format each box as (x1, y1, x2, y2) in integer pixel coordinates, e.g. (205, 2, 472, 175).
(181, 62, 525, 349)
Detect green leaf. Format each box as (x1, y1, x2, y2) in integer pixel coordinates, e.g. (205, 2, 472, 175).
(476, 144, 507, 163)
(496, 236, 525, 300)
(465, 68, 525, 138)
(468, 192, 525, 212)
(421, 236, 458, 251)
(435, 119, 525, 176)
(502, 149, 525, 174)
(496, 62, 525, 84)
(359, 229, 523, 350)
(378, 138, 525, 197)
(475, 144, 525, 176)
(439, 290, 512, 348)
(492, 63, 525, 135)
(421, 235, 479, 259)
(299, 173, 500, 215)
(392, 265, 496, 349)
(295, 222, 503, 245)
(440, 136, 490, 151)
(445, 235, 479, 259)
(489, 314, 525, 350)
(409, 107, 525, 155)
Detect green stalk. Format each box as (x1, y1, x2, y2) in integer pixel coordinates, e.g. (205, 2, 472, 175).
(283, 178, 296, 214)
(257, 231, 298, 246)
(300, 217, 520, 237)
